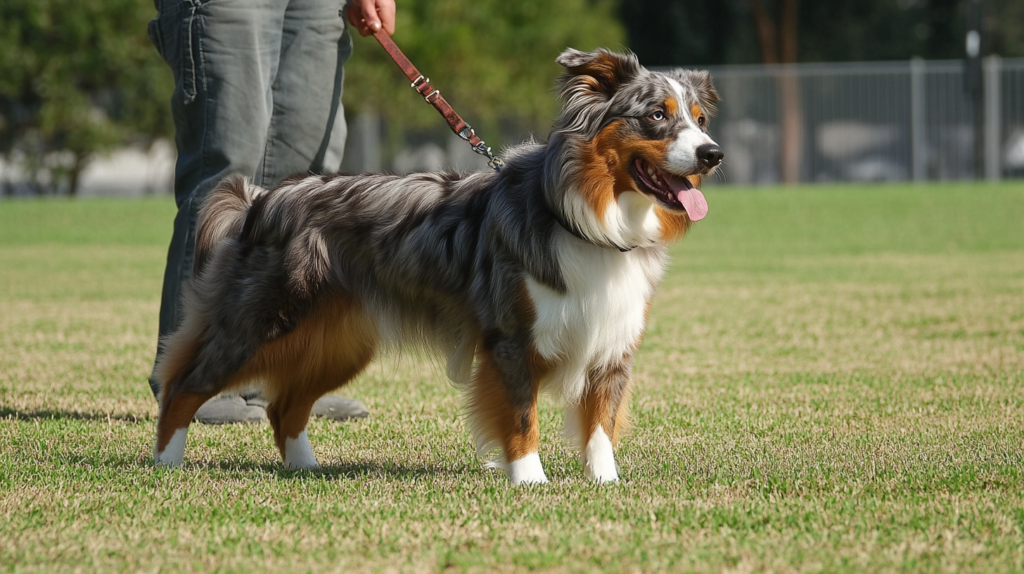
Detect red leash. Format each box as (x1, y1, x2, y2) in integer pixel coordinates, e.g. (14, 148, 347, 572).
(372, 30, 504, 172)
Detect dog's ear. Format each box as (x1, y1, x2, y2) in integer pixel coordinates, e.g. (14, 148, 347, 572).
(674, 69, 720, 118)
(556, 48, 641, 100)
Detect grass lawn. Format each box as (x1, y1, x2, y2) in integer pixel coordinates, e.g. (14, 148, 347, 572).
(1, 182, 1023, 572)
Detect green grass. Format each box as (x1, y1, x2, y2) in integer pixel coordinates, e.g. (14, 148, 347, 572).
(2, 183, 1023, 572)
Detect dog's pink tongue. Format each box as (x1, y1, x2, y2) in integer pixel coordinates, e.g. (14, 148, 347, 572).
(666, 173, 708, 221)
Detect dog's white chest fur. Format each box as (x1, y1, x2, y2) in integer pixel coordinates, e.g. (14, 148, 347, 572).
(526, 238, 662, 403)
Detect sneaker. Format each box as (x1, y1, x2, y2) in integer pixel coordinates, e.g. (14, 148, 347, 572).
(311, 395, 369, 421)
(194, 395, 268, 424)
(194, 393, 369, 424)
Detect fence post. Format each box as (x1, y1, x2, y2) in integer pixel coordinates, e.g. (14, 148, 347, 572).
(984, 55, 1002, 181)
(910, 57, 927, 182)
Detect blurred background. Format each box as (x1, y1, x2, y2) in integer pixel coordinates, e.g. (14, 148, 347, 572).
(0, 0, 1021, 197)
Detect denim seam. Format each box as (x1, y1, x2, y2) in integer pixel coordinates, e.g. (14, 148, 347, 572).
(191, 1, 208, 284)
(182, 0, 200, 104)
(260, 111, 275, 186)
(260, 83, 283, 186)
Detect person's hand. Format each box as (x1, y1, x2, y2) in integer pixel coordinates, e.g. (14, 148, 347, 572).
(346, 0, 396, 36)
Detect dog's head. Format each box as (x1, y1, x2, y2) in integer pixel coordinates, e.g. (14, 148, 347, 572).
(549, 48, 722, 249)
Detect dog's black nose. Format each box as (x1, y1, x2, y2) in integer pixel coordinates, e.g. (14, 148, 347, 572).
(696, 144, 724, 168)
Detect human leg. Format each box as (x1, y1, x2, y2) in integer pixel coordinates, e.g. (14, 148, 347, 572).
(147, 0, 366, 424)
(147, 0, 288, 400)
(257, 0, 353, 186)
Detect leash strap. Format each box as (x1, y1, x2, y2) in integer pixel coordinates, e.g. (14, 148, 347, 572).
(372, 30, 504, 172)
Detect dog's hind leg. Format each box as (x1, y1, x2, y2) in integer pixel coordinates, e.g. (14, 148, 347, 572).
(153, 316, 260, 467)
(570, 358, 633, 484)
(154, 391, 214, 466)
(256, 297, 377, 469)
(264, 360, 375, 471)
(266, 393, 321, 470)
(152, 337, 213, 466)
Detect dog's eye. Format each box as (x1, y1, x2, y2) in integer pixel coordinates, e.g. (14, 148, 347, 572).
(697, 116, 706, 127)
(650, 111, 666, 121)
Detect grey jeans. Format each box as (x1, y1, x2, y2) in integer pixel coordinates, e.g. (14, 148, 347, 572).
(147, 0, 353, 398)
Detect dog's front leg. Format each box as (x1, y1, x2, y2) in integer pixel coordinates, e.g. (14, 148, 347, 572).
(469, 338, 547, 485)
(572, 357, 633, 483)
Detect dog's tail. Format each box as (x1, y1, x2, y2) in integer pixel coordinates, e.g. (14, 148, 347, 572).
(155, 176, 266, 418)
(193, 176, 264, 276)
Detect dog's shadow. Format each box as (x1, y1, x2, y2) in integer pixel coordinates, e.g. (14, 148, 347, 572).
(2, 405, 479, 481)
(198, 459, 472, 481)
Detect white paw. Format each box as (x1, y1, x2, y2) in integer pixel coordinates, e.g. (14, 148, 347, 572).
(583, 426, 619, 484)
(283, 431, 319, 470)
(586, 469, 620, 484)
(153, 428, 188, 467)
(507, 452, 549, 485)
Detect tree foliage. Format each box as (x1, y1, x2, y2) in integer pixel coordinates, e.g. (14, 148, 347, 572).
(0, 0, 172, 195)
(342, 0, 624, 129)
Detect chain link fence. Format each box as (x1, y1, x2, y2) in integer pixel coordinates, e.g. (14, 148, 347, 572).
(707, 57, 1024, 184)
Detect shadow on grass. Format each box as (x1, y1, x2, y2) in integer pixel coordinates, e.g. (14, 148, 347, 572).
(190, 459, 475, 481)
(0, 406, 150, 423)
(3, 406, 480, 481)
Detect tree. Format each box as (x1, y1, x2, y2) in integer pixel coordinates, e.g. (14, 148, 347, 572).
(0, 0, 173, 195)
(749, 0, 803, 184)
(986, 0, 1024, 57)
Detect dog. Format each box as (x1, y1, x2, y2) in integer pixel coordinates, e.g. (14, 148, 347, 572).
(152, 48, 723, 485)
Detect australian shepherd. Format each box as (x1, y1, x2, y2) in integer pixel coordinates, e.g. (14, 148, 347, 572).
(152, 48, 723, 485)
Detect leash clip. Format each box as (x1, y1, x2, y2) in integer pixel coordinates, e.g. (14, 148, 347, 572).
(470, 141, 503, 172)
(460, 125, 503, 172)
(487, 156, 505, 172)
